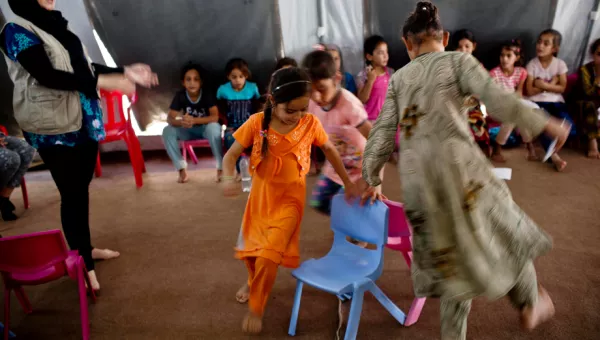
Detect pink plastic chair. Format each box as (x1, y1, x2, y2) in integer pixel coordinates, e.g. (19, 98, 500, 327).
(180, 139, 210, 165)
(383, 200, 427, 327)
(0, 230, 97, 340)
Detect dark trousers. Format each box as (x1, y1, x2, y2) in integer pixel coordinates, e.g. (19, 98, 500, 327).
(38, 141, 98, 271)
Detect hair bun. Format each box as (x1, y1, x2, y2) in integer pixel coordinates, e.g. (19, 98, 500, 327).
(415, 1, 437, 22)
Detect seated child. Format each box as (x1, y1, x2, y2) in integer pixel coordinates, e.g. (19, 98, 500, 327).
(489, 39, 536, 161)
(526, 29, 575, 171)
(162, 63, 222, 183)
(302, 50, 382, 215)
(574, 38, 600, 158)
(217, 58, 260, 176)
(222, 67, 359, 334)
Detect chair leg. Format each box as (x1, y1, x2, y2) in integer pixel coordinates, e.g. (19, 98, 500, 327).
(14, 287, 32, 314)
(125, 135, 143, 188)
(401, 251, 413, 269)
(188, 145, 199, 164)
(344, 288, 366, 340)
(20, 178, 29, 210)
(94, 151, 102, 178)
(288, 281, 303, 336)
(77, 261, 91, 340)
(82, 265, 97, 303)
(181, 143, 188, 163)
(369, 284, 406, 325)
(3, 287, 11, 340)
(404, 297, 426, 327)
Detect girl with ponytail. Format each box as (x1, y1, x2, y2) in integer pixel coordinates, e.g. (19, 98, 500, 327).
(221, 67, 360, 334)
(358, 2, 567, 339)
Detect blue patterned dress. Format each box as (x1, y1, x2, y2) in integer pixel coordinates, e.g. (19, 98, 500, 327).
(3, 23, 105, 149)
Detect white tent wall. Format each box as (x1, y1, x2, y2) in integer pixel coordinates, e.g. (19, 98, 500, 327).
(323, 0, 364, 77)
(279, 0, 320, 63)
(552, 0, 597, 71)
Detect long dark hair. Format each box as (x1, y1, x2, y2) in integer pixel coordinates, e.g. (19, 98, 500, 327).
(262, 68, 311, 156)
(500, 39, 524, 67)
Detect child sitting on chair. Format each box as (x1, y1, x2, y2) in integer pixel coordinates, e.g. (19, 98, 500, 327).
(217, 58, 260, 178)
(162, 63, 223, 183)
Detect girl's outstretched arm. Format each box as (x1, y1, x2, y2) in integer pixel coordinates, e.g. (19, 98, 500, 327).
(223, 141, 244, 179)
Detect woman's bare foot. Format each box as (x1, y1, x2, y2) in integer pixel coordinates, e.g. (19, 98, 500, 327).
(92, 248, 120, 261)
(526, 143, 539, 161)
(551, 154, 567, 172)
(216, 169, 223, 183)
(587, 139, 599, 159)
(242, 312, 263, 334)
(236, 283, 250, 304)
(87, 270, 101, 291)
(178, 169, 189, 183)
(521, 286, 555, 331)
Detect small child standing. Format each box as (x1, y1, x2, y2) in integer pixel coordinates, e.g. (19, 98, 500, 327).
(162, 63, 222, 183)
(489, 39, 536, 161)
(324, 44, 358, 95)
(217, 58, 260, 175)
(526, 29, 574, 171)
(302, 50, 382, 214)
(357, 35, 394, 122)
(222, 67, 359, 334)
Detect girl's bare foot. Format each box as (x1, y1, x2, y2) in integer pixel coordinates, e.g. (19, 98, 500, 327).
(215, 169, 223, 183)
(236, 283, 249, 304)
(87, 270, 101, 291)
(235, 173, 242, 182)
(178, 169, 189, 183)
(242, 312, 263, 334)
(526, 143, 539, 161)
(521, 287, 555, 331)
(91, 248, 120, 260)
(551, 154, 567, 172)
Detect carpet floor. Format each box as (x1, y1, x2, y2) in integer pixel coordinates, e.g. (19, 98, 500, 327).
(1, 147, 599, 340)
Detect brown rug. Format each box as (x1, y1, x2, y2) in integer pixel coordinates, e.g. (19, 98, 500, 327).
(1, 147, 599, 339)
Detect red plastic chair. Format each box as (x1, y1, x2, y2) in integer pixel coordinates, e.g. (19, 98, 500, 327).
(0, 125, 29, 209)
(0, 230, 96, 340)
(383, 200, 427, 327)
(94, 91, 146, 188)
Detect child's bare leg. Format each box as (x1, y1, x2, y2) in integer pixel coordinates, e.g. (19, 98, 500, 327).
(491, 143, 506, 163)
(588, 138, 599, 159)
(178, 169, 189, 183)
(526, 143, 539, 161)
(440, 298, 472, 340)
(243, 257, 278, 334)
(508, 262, 555, 331)
(236, 282, 249, 304)
(550, 153, 567, 172)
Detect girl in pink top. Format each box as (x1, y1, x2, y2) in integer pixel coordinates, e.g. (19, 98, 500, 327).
(357, 35, 394, 121)
(488, 39, 536, 162)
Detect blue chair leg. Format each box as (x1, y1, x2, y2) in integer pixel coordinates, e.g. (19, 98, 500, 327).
(288, 281, 304, 336)
(344, 288, 366, 340)
(0, 322, 15, 339)
(369, 284, 407, 325)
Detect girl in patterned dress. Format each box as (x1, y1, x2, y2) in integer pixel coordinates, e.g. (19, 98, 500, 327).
(356, 2, 569, 339)
(222, 67, 359, 334)
(573, 38, 600, 159)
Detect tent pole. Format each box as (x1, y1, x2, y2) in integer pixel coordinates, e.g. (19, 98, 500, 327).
(317, 0, 326, 44)
(272, 0, 285, 58)
(362, 0, 371, 38)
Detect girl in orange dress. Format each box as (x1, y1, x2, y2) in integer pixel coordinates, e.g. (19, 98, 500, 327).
(222, 67, 359, 334)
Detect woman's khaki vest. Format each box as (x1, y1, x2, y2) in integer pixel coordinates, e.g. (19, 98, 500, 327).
(1, 17, 94, 135)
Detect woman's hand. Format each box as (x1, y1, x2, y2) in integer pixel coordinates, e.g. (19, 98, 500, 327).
(97, 74, 136, 96)
(124, 64, 159, 88)
(354, 178, 386, 206)
(544, 117, 571, 152)
(222, 180, 241, 198)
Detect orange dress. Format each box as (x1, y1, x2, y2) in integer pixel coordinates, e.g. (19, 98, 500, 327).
(233, 112, 328, 268)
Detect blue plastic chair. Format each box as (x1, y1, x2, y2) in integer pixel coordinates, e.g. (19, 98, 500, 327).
(288, 195, 406, 340)
(0, 323, 15, 339)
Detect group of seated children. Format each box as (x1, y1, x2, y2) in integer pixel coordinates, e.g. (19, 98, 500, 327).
(457, 28, 599, 171)
(162, 27, 600, 183)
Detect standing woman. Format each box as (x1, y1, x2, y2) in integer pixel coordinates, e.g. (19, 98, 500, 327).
(0, 0, 158, 291)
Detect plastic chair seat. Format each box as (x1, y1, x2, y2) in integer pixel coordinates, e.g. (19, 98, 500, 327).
(292, 248, 381, 294)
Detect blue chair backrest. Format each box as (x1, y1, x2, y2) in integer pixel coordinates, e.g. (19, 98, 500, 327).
(330, 195, 389, 247)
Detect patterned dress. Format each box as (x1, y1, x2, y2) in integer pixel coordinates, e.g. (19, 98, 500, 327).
(362, 52, 552, 302)
(574, 62, 600, 141)
(2, 23, 105, 149)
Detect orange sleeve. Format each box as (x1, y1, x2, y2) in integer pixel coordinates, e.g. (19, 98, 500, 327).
(311, 116, 329, 147)
(233, 113, 261, 148)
